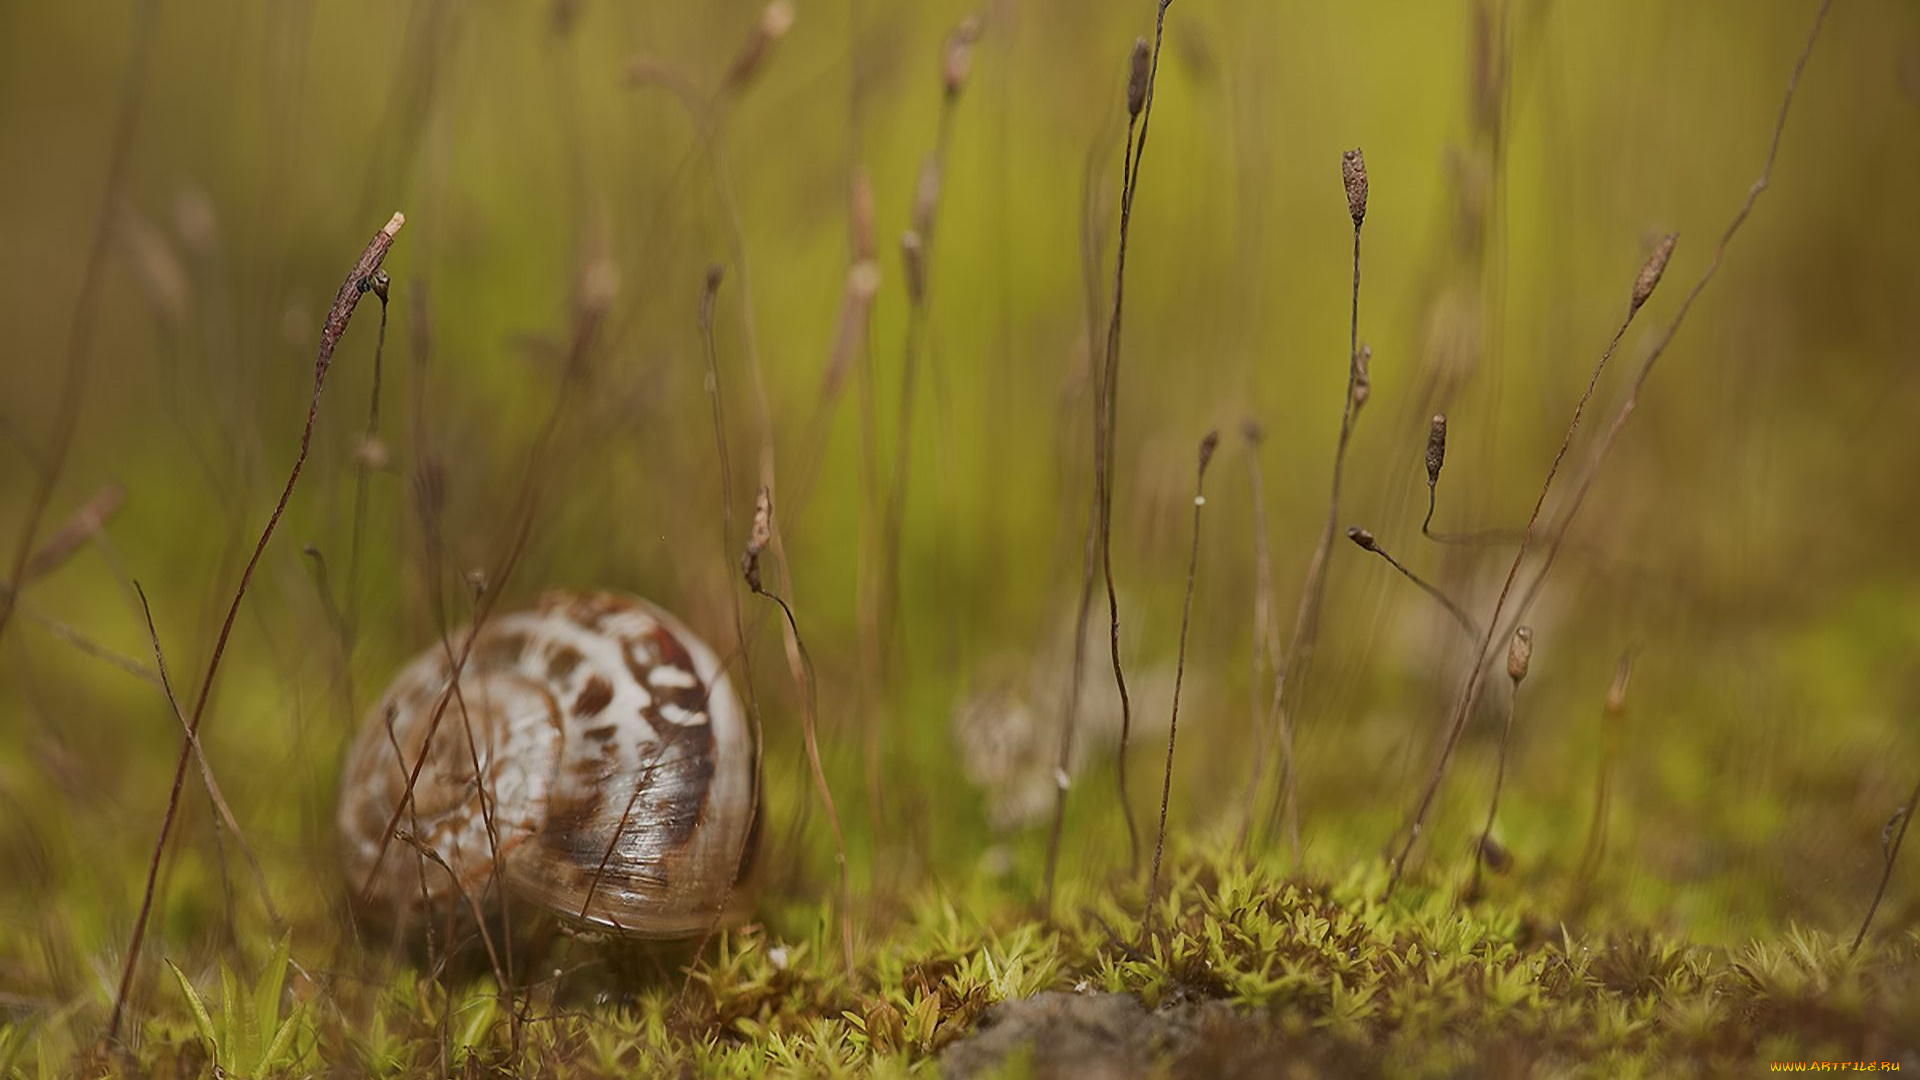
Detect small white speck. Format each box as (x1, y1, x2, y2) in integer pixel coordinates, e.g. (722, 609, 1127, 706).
(1194, 495, 1206, 507)
(648, 665, 699, 689)
(768, 945, 790, 971)
(659, 702, 710, 727)
(1054, 767, 1071, 791)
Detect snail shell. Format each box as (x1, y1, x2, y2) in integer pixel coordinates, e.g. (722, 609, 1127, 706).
(337, 590, 756, 938)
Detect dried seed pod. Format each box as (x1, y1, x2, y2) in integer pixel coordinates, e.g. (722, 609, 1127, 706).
(1126, 37, 1151, 119)
(1630, 233, 1678, 315)
(352, 435, 392, 472)
(742, 485, 774, 592)
(1198, 430, 1220, 475)
(1478, 834, 1513, 874)
(724, 1, 796, 91)
(1605, 652, 1633, 718)
(1426, 414, 1448, 487)
(1884, 807, 1910, 860)
(900, 230, 927, 307)
(1507, 626, 1534, 685)
(579, 256, 619, 320)
(821, 260, 882, 398)
(1345, 526, 1379, 552)
(943, 16, 981, 99)
(1341, 148, 1369, 226)
(338, 591, 756, 937)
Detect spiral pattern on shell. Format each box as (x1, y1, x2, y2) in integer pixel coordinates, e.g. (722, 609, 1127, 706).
(338, 590, 756, 938)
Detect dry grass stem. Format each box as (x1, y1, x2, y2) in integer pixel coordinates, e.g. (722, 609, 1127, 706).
(742, 487, 854, 972)
(17, 485, 125, 585)
(1235, 422, 1298, 859)
(1101, 4, 1175, 877)
(1047, 6, 1176, 905)
(1574, 650, 1632, 901)
(111, 211, 404, 1040)
(1470, 626, 1531, 897)
(346, 271, 394, 631)
(1390, 0, 1829, 898)
(1146, 431, 1218, 925)
(1260, 151, 1370, 849)
(1346, 527, 1480, 638)
(132, 583, 281, 931)
(880, 14, 979, 670)
(0, 0, 158, 653)
(1853, 774, 1920, 955)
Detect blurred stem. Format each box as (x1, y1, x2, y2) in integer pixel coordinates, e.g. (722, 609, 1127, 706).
(345, 285, 392, 638)
(0, 0, 160, 653)
(1852, 775, 1919, 956)
(1261, 215, 1364, 857)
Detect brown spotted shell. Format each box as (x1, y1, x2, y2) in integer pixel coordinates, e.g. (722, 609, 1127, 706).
(337, 590, 756, 938)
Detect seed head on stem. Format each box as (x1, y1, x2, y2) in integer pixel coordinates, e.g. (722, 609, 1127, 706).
(1426, 414, 1448, 487)
(1630, 233, 1678, 316)
(1507, 625, 1534, 685)
(1126, 38, 1151, 119)
(1342, 148, 1369, 226)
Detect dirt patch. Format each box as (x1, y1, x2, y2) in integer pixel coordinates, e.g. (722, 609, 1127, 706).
(939, 991, 1308, 1079)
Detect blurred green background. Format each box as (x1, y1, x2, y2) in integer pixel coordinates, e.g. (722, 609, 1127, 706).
(3, 0, 1920, 1030)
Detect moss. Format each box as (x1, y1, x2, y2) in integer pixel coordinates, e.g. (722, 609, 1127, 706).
(13, 853, 1916, 1078)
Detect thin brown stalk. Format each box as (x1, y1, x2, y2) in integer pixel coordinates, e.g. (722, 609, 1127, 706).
(1146, 431, 1217, 926)
(131, 582, 281, 931)
(741, 487, 853, 972)
(677, 268, 767, 993)
(1045, 22, 1169, 909)
(363, 261, 612, 1059)
(879, 17, 977, 668)
(346, 273, 393, 631)
(110, 212, 404, 1040)
(362, 259, 610, 903)
(1471, 628, 1530, 898)
(1102, 3, 1176, 877)
(300, 545, 356, 724)
(1259, 151, 1369, 849)
(698, 267, 763, 879)
(1385, 301, 1640, 896)
(389, 830, 507, 992)
(628, 43, 784, 571)
(435, 631, 514, 994)
(1387, 0, 1830, 896)
(379, 706, 440, 975)
(1573, 651, 1631, 903)
(0, 584, 157, 687)
(1235, 423, 1297, 860)
(0, 0, 158, 651)
(1040, 127, 1124, 915)
(1853, 774, 1920, 956)
(17, 485, 125, 585)
(1346, 527, 1480, 639)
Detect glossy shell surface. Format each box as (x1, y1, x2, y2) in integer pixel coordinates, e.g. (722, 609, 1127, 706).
(338, 590, 755, 937)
